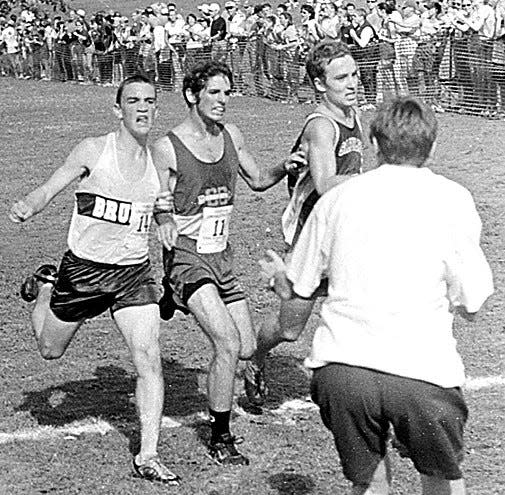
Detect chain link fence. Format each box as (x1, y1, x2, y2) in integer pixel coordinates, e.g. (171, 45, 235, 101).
(4, 31, 505, 117)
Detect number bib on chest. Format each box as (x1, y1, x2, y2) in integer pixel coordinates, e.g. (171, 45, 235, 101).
(125, 202, 154, 251)
(197, 205, 233, 254)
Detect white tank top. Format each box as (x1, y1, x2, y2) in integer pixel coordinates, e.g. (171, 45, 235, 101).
(67, 132, 160, 265)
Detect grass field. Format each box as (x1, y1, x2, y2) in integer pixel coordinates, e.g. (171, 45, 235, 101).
(1, 77, 505, 495)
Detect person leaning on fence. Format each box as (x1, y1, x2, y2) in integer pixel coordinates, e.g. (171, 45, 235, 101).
(453, 0, 497, 113)
(224, 0, 246, 93)
(260, 97, 493, 495)
(349, 8, 379, 107)
(8, 75, 181, 486)
(209, 2, 228, 62)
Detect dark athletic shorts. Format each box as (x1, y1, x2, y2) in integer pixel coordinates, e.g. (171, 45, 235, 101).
(310, 363, 468, 484)
(160, 236, 245, 320)
(50, 250, 159, 322)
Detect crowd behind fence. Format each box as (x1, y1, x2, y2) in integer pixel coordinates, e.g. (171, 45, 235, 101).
(3, 0, 505, 117)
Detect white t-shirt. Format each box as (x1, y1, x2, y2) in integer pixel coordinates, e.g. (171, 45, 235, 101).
(2, 26, 19, 53)
(287, 164, 493, 388)
(165, 17, 186, 43)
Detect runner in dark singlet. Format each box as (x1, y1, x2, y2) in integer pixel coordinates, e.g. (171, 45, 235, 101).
(245, 40, 366, 409)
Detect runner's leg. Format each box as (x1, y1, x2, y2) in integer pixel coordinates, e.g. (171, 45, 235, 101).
(114, 303, 163, 462)
(226, 298, 256, 360)
(32, 283, 82, 359)
(187, 283, 242, 412)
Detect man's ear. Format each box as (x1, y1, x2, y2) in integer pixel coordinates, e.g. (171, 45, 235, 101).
(185, 88, 198, 105)
(313, 76, 327, 94)
(113, 103, 122, 120)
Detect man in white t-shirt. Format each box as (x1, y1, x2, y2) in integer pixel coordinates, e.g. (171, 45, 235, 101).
(1, 19, 21, 77)
(260, 98, 493, 495)
(224, 0, 247, 92)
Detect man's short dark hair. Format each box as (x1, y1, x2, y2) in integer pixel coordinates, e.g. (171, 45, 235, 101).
(182, 60, 233, 106)
(280, 11, 293, 24)
(116, 74, 156, 105)
(301, 4, 315, 17)
(369, 98, 437, 167)
(306, 40, 352, 84)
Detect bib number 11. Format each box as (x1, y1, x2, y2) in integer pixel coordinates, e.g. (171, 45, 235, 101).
(197, 205, 233, 254)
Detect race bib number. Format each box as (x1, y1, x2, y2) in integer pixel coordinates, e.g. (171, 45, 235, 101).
(132, 202, 154, 235)
(197, 205, 233, 254)
(125, 202, 153, 253)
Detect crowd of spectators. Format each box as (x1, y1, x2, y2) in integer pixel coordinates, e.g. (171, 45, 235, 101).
(3, 0, 505, 114)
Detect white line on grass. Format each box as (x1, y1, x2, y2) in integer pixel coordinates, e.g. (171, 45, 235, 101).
(0, 374, 503, 445)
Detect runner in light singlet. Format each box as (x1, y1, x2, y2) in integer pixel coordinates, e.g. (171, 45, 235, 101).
(245, 40, 366, 408)
(152, 60, 305, 466)
(9, 75, 180, 486)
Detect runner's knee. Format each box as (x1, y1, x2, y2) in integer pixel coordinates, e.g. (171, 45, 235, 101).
(239, 340, 256, 360)
(213, 332, 241, 361)
(131, 339, 162, 376)
(279, 325, 304, 343)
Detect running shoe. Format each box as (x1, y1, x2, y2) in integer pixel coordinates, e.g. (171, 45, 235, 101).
(20, 264, 57, 302)
(132, 455, 181, 485)
(244, 361, 269, 406)
(208, 433, 249, 466)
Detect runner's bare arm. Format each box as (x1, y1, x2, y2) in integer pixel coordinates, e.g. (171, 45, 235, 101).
(151, 137, 178, 249)
(226, 123, 306, 192)
(303, 118, 352, 195)
(9, 137, 98, 223)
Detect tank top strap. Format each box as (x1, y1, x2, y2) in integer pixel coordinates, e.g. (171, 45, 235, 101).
(221, 125, 239, 164)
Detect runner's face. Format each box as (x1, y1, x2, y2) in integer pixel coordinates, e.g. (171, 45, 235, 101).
(196, 75, 231, 123)
(319, 55, 358, 108)
(116, 82, 157, 138)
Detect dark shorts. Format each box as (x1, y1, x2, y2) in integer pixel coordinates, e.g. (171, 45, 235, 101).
(310, 363, 468, 484)
(50, 250, 159, 323)
(160, 236, 245, 320)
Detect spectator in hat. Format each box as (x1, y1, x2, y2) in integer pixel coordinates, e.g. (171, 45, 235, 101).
(209, 2, 228, 61)
(225, 0, 246, 91)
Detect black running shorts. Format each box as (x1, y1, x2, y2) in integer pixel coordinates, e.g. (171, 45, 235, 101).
(311, 363, 468, 484)
(50, 250, 159, 322)
(159, 236, 245, 320)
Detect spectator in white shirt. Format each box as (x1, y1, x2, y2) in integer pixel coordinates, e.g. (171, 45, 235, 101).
(261, 97, 493, 495)
(318, 1, 341, 40)
(1, 19, 21, 77)
(225, 0, 246, 90)
(389, 0, 421, 95)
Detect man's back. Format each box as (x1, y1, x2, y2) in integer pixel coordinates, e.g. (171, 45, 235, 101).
(287, 164, 492, 387)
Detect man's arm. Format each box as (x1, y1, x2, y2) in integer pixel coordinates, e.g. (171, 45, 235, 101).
(260, 198, 330, 301)
(445, 190, 494, 321)
(9, 138, 95, 223)
(259, 249, 295, 300)
(349, 25, 374, 47)
(150, 136, 178, 250)
(226, 123, 306, 192)
(303, 117, 353, 195)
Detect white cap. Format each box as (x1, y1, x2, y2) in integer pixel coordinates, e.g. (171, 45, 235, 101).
(209, 2, 221, 13)
(76, 9, 85, 16)
(225, 0, 236, 7)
